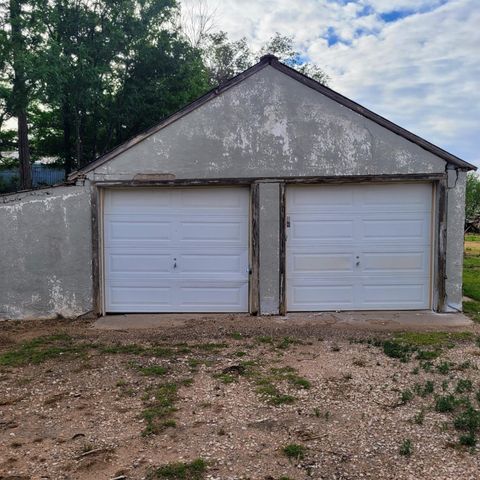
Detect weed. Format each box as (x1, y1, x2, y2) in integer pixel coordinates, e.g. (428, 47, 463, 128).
(313, 407, 320, 417)
(437, 361, 454, 375)
(256, 383, 295, 405)
(139, 365, 168, 377)
(413, 409, 425, 425)
(411, 367, 420, 375)
(383, 340, 412, 362)
(456, 379, 473, 393)
(421, 361, 434, 372)
(235, 351, 247, 357)
(399, 439, 413, 456)
(195, 343, 228, 352)
(435, 395, 457, 413)
(458, 361, 473, 371)
(148, 458, 206, 480)
(453, 406, 480, 433)
(442, 380, 449, 391)
(400, 389, 414, 404)
(142, 383, 178, 436)
(282, 443, 307, 460)
(0, 334, 87, 367)
(459, 432, 477, 447)
(417, 350, 439, 360)
(213, 373, 236, 384)
(230, 332, 243, 340)
(151, 347, 175, 357)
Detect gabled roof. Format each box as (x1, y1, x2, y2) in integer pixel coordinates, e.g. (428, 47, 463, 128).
(69, 54, 476, 180)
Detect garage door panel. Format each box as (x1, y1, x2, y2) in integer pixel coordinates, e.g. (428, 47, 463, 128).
(105, 189, 173, 212)
(290, 253, 354, 273)
(287, 183, 432, 311)
(292, 219, 354, 241)
(108, 285, 173, 309)
(178, 219, 247, 244)
(361, 218, 428, 241)
(289, 282, 354, 310)
(107, 252, 171, 274)
(362, 251, 428, 273)
(178, 283, 247, 309)
(361, 279, 428, 307)
(104, 188, 249, 312)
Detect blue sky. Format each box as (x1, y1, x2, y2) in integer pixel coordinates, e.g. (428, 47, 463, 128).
(184, 0, 480, 168)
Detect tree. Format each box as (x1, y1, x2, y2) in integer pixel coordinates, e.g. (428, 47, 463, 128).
(465, 173, 480, 230)
(197, 30, 329, 87)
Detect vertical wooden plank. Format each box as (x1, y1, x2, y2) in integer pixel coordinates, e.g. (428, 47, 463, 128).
(278, 182, 286, 315)
(436, 179, 447, 312)
(250, 183, 260, 315)
(90, 184, 101, 316)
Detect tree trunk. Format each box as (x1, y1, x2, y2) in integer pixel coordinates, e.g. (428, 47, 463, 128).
(62, 101, 73, 176)
(17, 109, 32, 190)
(10, 0, 32, 190)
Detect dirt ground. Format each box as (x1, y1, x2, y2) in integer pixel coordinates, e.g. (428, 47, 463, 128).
(1, 316, 480, 480)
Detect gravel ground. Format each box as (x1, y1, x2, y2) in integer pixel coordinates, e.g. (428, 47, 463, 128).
(1, 316, 480, 480)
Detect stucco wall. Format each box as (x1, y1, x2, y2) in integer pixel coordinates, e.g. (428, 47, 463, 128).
(88, 66, 447, 182)
(445, 170, 467, 312)
(259, 183, 280, 314)
(0, 186, 93, 320)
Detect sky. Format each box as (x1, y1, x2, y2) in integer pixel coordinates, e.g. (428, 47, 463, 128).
(184, 0, 480, 169)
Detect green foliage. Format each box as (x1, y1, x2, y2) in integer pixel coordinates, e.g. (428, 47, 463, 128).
(142, 383, 178, 436)
(399, 439, 413, 456)
(0, 333, 86, 366)
(148, 458, 206, 480)
(456, 379, 473, 394)
(282, 443, 307, 460)
(435, 395, 458, 413)
(465, 173, 480, 223)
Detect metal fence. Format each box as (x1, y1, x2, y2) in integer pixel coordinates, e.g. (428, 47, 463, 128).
(0, 165, 65, 193)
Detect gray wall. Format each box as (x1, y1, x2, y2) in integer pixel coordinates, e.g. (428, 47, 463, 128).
(445, 170, 467, 312)
(0, 186, 93, 320)
(88, 66, 446, 182)
(258, 183, 280, 314)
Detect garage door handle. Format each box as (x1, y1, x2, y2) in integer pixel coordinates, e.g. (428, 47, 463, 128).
(173, 258, 177, 269)
(356, 261, 360, 266)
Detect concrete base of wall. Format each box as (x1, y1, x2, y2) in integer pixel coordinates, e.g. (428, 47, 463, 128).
(94, 310, 472, 331)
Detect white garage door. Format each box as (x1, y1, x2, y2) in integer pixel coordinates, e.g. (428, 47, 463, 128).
(286, 183, 433, 311)
(104, 188, 249, 312)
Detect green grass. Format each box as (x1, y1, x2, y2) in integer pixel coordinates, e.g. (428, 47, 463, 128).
(148, 459, 206, 480)
(138, 365, 168, 376)
(463, 236, 480, 323)
(399, 439, 413, 456)
(0, 334, 88, 366)
(282, 443, 307, 460)
(142, 383, 178, 436)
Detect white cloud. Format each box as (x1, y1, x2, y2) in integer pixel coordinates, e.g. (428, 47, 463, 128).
(183, 0, 480, 168)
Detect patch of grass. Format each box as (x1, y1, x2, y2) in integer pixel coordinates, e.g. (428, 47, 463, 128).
(382, 340, 413, 362)
(150, 347, 176, 357)
(282, 443, 307, 460)
(414, 380, 434, 397)
(465, 234, 480, 242)
(399, 439, 413, 456)
(413, 409, 425, 425)
(400, 389, 414, 404)
(148, 458, 206, 480)
(270, 367, 311, 390)
(213, 373, 236, 384)
(0, 334, 88, 366)
(435, 395, 458, 413)
(416, 350, 440, 360)
(142, 383, 178, 436)
(463, 256, 480, 301)
(463, 300, 480, 323)
(138, 365, 168, 377)
(437, 361, 454, 375)
(230, 332, 243, 340)
(396, 331, 471, 347)
(235, 351, 247, 357)
(256, 383, 295, 405)
(456, 379, 473, 394)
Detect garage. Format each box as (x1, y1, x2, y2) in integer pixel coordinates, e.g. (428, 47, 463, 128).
(103, 187, 250, 312)
(286, 183, 433, 311)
